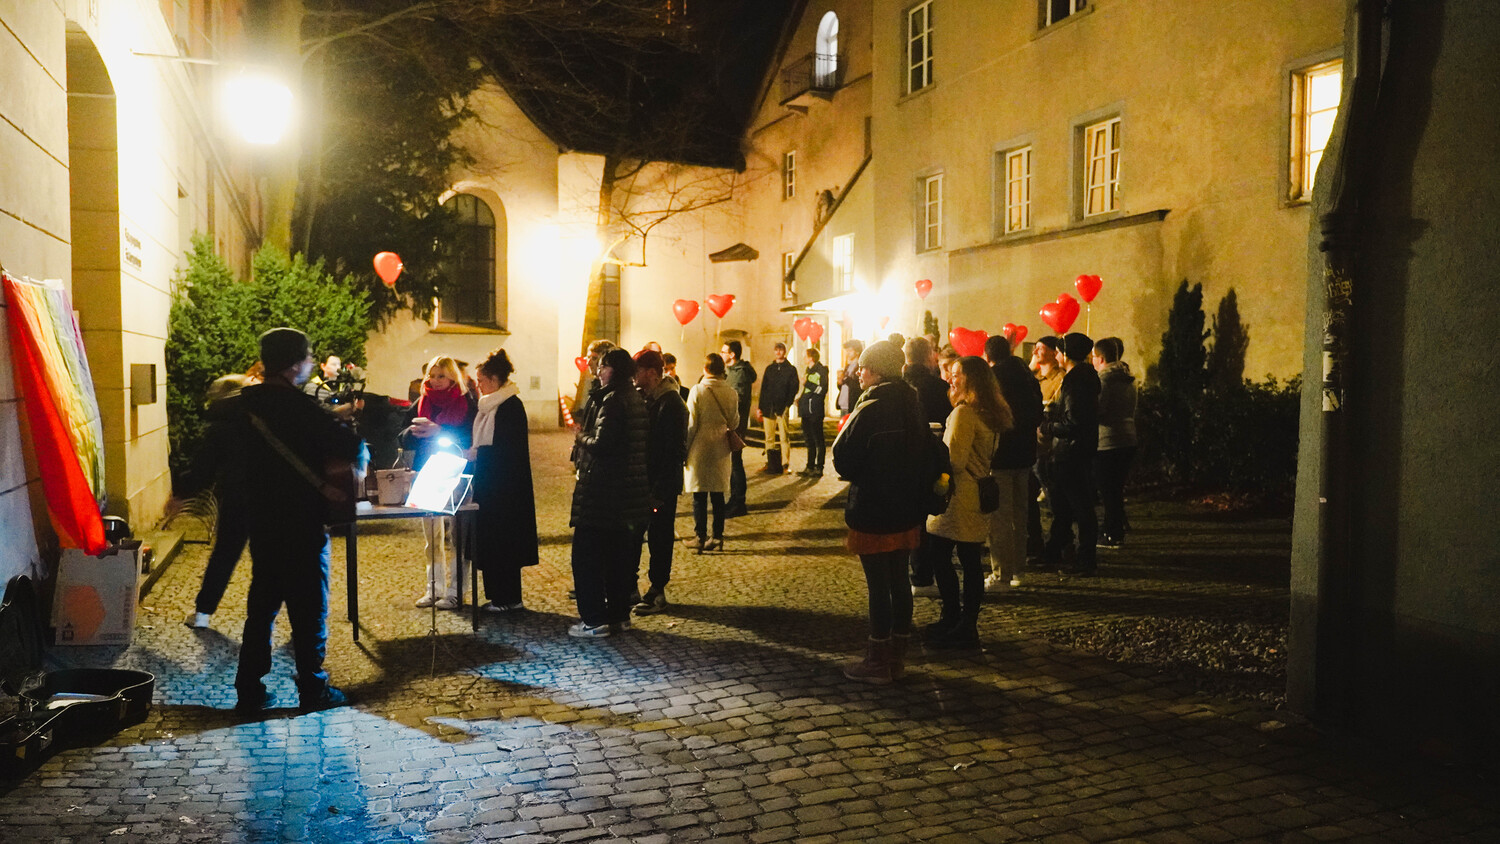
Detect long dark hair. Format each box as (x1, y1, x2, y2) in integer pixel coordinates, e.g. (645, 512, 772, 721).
(950, 356, 1012, 433)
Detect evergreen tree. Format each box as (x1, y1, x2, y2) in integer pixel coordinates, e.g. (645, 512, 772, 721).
(1208, 288, 1250, 393)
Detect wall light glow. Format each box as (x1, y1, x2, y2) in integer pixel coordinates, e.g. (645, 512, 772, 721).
(222, 74, 293, 144)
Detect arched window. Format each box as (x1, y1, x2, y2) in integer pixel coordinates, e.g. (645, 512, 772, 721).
(439, 193, 500, 325)
(815, 12, 840, 89)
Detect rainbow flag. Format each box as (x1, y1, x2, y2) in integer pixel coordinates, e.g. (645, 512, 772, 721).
(3, 272, 106, 553)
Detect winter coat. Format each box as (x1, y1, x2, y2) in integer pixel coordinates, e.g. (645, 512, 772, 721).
(832, 379, 932, 535)
(725, 360, 757, 434)
(1097, 361, 1138, 451)
(570, 376, 603, 466)
(684, 377, 740, 493)
(401, 391, 477, 471)
(468, 384, 538, 571)
(836, 362, 862, 414)
(570, 381, 652, 532)
(927, 404, 999, 543)
(991, 356, 1043, 470)
(798, 362, 831, 418)
(758, 360, 800, 416)
(1042, 364, 1100, 465)
(904, 364, 953, 428)
(643, 380, 689, 502)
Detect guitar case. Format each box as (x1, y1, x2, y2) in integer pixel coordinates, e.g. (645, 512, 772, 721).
(0, 575, 154, 776)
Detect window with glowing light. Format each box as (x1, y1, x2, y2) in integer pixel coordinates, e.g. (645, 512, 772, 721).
(833, 234, 855, 292)
(782, 251, 797, 300)
(920, 173, 944, 251)
(1082, 117, 1120, 218)
(439, 194, 498, 325)
(783, 151, 797, 200)
(1290, 60, 1342, 202)
(1002, 147, 1032, 234)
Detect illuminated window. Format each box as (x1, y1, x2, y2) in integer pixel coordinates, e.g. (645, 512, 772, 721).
(815, 12, 840, 88)
(906, 1, 933, 94)
(921, 173, 944, 251)
(833, 234, 854, 292)
(1083, 117, 1120, 217)
(1003, 147, 1032, 234)
(1042, 0, 1086, 27)
(1291, 60, 1342, 201)
(782, 251, 797, 300)
(783, 150, 796, 199)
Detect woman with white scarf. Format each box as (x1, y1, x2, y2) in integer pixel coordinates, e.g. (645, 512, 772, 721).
(466, 348, 539, 612)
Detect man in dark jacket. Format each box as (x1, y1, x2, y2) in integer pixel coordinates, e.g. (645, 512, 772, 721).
(570, 348, 652, 637)
(984, 334, 1044, 591)
(1040, 332, 1101, 576)
(903, 336, 952, 428)
(758, 342, 799, 474)
(797, 347, 831, 476)
(631, 350, 688, 615)
(836, 339, 864, 417)
(722, 340, 757, 517)
(570, 339, 615, 469)
(220, 327, 364, 712)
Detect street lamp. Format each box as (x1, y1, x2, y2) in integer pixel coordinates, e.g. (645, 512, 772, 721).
(221, 73, 295, 145)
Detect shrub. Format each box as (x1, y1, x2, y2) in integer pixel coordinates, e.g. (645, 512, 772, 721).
(166, 236, 370, 484)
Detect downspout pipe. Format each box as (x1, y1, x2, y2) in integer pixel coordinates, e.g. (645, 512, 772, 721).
(1312, 0, 1386, 724)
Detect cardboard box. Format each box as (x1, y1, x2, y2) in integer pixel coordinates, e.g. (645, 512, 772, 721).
(52, 541, 141, 646)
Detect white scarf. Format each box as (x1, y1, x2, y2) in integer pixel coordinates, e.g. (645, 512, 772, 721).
(470, 382, 519, 452)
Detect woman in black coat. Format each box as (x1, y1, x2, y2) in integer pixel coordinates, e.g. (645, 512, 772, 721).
(468, 348, 539, 612)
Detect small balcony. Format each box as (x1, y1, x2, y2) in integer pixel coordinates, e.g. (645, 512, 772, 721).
(779, 51, 846, 111)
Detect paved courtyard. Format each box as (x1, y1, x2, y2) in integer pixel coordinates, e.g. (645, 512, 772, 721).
(1, 431, 1496, 843)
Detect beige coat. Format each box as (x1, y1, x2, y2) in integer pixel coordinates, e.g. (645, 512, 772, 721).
(684, 376, 740, 493)
(927, 404, 998, 543)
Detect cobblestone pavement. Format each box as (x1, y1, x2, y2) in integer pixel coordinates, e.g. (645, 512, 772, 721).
(2, 431, 1496, 843)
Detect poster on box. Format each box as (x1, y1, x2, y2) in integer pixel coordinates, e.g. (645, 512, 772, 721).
(52, 542, 140, 646)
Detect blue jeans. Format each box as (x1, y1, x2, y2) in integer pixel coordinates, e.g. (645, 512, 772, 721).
(236, 527, 331, 702)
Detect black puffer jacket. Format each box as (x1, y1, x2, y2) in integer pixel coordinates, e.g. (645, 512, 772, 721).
(571, 382, 652, 531)
(643, 381, 689, 503)
(1041, 364, 1100, 464)
(832, 380, 932, 535)
(991, 355, 1043, 470)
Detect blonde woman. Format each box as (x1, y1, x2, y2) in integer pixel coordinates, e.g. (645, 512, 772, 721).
(404, 355, 475, 608)
(925, 356, 1012, 649)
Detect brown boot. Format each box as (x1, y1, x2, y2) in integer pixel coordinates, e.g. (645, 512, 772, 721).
(890, 633, 910, 679)
(842, 637, 894, 685)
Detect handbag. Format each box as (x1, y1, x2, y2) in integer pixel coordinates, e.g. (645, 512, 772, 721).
(977, 474, 1001, 514)
(711, 391, 746, 452)
(248, 412, 365, 526)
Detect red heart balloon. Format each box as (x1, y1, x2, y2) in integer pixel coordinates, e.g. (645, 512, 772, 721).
(879, 315, 891, 330)
(948, 326, 989, 358)
(1010, 324, 1028, 345)
(574, 356, 589, 373)
(1056, 294, 1081, 331)
(1041, 295, 1080, 334)
(1074, 273, 1103, 303)
(806, 321, 824, 344)
(373, 251, 403, 286)
(705, 293, 735, 319)
(793, 317, 811, 341)
(914, 279, 933, 300)
(672, 299, 699, 326)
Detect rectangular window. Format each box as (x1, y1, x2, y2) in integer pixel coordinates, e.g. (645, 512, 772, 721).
(1042, 0, 1086, 28)
(783, 150, 797, 199)
(1290, 60, 1342, 201)
(1083, 117, 1120, 217)
(1003, 147, 1032, 234)
(921, 173, 944, 250)
(906, 1, 933, 94)
(833, 234, 855, 292)
(782, 251, 797, 300)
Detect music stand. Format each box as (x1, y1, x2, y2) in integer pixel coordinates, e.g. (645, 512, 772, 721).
(404, 452, 474, 673)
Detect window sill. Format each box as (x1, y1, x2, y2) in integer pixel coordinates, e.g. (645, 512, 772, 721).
(1033, 6, 1095, 41)
(432, 323, 509, 335)
(896, 83, 935, 105)
(951, 208, 1170, 257)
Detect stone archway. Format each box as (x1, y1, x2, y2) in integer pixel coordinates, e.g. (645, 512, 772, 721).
(65, 25, 124, 516)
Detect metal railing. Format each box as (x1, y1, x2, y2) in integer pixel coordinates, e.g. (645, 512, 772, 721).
(780, 51, 846, 103)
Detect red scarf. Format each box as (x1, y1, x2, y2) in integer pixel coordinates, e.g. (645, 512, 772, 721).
(416, 381, 467, 427)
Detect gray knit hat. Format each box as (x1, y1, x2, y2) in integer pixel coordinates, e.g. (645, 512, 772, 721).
(858, 340, 905, 380)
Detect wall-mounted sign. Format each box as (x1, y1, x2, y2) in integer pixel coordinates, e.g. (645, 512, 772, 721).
(122, 227, 142, 271)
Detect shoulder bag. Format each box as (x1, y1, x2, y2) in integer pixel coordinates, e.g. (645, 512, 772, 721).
(711, 390, 746, 452)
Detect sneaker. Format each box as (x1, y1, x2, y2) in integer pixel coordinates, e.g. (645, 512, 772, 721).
(1098, 534, 1124, 549)
(414, 594, 437, 608)
(184, 612, 211, 629)
(568, 621, 612, 638)
(634, 590, 668, 615)
(235, 689, 276, 712)
(1009, 575, 1023, 588)
(911, 584, 941, 598)
(703, 537, 723, 551)
(434, 596, 459, 610)
(300, 686, 348, 712)
(482, 601, 525, 613)
(983, 574, 1013, 594)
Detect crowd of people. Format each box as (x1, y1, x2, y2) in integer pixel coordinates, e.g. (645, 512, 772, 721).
(178, 320, 1138, 708)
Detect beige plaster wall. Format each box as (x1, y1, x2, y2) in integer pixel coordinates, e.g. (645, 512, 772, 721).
(869, 0, 1341, 378)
